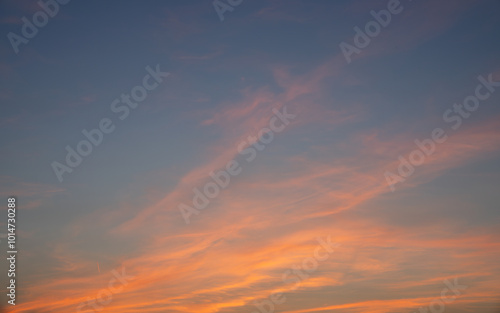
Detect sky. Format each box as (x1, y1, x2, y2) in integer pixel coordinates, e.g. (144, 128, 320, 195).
(0, 0, 500, 312)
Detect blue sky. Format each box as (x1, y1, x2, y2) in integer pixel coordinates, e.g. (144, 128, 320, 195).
(1, 0, 500, 312)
